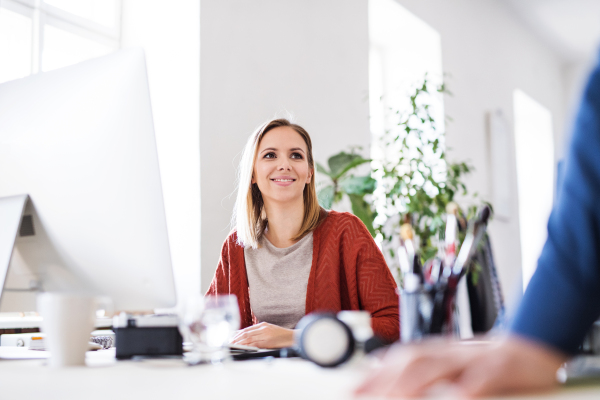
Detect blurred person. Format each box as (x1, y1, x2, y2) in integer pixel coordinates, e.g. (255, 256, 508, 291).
(206, 118, 399, 348)
(355, 53, 600, 398)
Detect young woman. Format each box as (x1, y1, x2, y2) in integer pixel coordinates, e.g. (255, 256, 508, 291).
(206, 118, 399, 348)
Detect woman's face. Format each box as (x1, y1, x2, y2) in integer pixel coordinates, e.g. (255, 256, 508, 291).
(252, 126, 313, 206)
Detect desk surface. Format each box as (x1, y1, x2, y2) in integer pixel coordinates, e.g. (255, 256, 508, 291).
(1, 348, 600, 400)
(0, 316, 113, 330)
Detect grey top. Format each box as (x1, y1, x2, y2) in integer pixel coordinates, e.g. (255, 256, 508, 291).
(244, 232, 313, 329)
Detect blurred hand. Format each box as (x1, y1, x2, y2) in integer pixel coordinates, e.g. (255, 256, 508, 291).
(231, 322, 294, 349)
(354, 336, 567, 398)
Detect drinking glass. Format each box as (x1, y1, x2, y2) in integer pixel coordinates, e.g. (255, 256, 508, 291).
(179, 294, 240, 365)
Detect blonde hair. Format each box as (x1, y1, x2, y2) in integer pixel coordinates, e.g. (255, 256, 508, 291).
(233, 118, 322, 249)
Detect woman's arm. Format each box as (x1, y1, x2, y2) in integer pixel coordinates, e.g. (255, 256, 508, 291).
(205, 236, 232, 296)
(348, 216, 400, 342)
(205, 233, 254, 330)
(356, 254, 400, 342)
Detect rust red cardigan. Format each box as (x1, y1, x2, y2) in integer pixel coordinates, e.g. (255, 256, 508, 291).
(206, 210, 400, 343)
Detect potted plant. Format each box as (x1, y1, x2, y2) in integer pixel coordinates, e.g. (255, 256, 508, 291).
(318, 77, 485, 278)
(316, 150, 377, 236)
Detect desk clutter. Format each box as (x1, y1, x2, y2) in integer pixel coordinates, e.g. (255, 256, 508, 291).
(0, 307, 387, 369)
(399, 205, 504, 342)
(227, 312, 385, 367)
(181, 303, 386, 368)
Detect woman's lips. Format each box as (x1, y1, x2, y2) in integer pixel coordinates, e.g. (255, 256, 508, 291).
(271, 178, 296, 187)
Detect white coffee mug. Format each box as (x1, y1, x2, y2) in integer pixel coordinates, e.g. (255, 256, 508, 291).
(37, 292, 96, 367)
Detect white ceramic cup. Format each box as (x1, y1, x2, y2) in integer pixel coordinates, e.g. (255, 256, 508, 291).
(337, 310, 373, 343)
(37, 292, 96, 367)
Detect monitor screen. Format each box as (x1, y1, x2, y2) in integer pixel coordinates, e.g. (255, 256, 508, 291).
(0, 49, 177, 312)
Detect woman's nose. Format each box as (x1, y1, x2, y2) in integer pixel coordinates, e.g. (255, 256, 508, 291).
(278, 160, 291, 171)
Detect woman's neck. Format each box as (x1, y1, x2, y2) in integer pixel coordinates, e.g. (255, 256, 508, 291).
(263, 197, 305, 248)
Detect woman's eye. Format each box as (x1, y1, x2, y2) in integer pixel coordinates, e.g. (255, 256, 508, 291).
(291, 152, 303, 159)
(264, 152, 276, 159)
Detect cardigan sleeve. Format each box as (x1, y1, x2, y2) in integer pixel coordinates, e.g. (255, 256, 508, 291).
(348, 216, 400, 343)
(205, 234, 233, 296)
(205, 233, 254, 329)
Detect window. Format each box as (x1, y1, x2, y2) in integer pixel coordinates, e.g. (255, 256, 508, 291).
(0, 0, 120, 84)
(368, 0, 444, 135)
(513, 89, 555, 291)
(0, 2, 32, 83)
(368, 0, 444, 234)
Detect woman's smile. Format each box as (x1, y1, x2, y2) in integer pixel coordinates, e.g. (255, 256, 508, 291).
(271, 176, 296, 186)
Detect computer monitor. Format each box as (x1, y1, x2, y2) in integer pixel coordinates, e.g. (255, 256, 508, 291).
(0, 48, 177, 312)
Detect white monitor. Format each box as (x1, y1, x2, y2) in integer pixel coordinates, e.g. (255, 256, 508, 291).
(0, 49, 177, 312)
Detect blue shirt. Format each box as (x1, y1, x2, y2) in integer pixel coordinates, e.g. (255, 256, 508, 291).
(510, 53, 600, 355)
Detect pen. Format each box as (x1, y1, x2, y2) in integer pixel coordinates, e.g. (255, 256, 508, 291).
(445, 213, 457, 259)
(400, 222, 423, 281)
(452, 206, 491, 279)
(400, 223, 415, 271)
(398, 245, 411, 276)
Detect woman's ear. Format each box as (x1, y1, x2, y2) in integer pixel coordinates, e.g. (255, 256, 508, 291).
(306, 168, 314, 184)
(251, 174, 256, 184)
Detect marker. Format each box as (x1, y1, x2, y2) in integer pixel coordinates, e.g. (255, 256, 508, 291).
(452, 206, 491, 278)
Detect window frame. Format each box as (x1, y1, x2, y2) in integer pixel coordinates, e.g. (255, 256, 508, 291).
(1, 0, 121, 74)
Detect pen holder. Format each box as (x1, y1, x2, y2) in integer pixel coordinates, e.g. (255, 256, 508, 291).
(400, 287, 432, 342)
(400, 274, 459, 343)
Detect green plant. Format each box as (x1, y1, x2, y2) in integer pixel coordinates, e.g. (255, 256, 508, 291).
(317, 76, 486, 278)
(316, 150, 377, 236)
(372, 76, 480, 266)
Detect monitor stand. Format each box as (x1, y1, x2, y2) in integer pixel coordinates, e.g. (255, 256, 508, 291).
(0, 195, 29, 291)
(0, 195, 41, 312)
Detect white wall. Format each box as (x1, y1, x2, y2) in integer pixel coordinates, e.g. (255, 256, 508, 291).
(395, 0, 567, 310)
(116, 0, 579, 312)
(200, 0, 370, 291)
(121, 0, 201, 302)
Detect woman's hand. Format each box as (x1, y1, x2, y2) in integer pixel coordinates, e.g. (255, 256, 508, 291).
(231, 322, 295, 349)
(354, 336, 567, 398)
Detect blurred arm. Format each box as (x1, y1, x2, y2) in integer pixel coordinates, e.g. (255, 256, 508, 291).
(510, 56, 600, 355)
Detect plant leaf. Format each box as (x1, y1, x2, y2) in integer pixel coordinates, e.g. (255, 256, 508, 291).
(328, 152, 370, 180)
(316, 162, 331, 177)
(338, 176, 377, 195)
(334, 158, 372, 180)
(317, 185, 334, 209)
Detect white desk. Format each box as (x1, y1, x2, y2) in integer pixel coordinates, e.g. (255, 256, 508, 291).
(1, 348, 600, 400)
(0, 316, 113, 330)
(0, 316, 43, 330)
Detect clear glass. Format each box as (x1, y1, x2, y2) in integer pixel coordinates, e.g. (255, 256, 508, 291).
(44, 0, 119, 28)
(42, 24, 113, 72)
(0, 8, 32, 84)
(179, 295, 240, 365)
